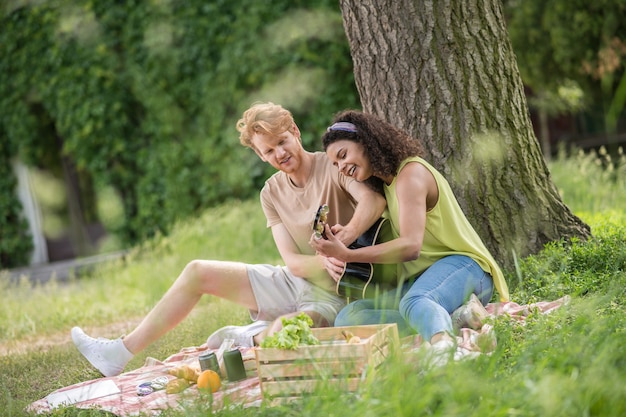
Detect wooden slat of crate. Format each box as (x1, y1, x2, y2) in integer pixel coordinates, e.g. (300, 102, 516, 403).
(258, 357, 366, 379)
(255, 324, 399, 403)
(262, 375, 362, 397)
(311, 323, 393, 341)
(255, 342, 369, 362)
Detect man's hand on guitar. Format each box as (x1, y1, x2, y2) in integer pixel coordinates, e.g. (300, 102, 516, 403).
(311, 204, 393, 299)
(322, 256, 346, 283)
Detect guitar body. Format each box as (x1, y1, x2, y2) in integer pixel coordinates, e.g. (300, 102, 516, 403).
(337, 262, 374, 299)
(313, 204, 397, 300)
(337, 217, 392, 300)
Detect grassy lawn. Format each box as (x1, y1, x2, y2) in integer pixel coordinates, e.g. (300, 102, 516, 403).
(1, 148, 625, 416)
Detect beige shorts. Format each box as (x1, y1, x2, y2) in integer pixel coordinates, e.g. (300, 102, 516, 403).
(246, 264, 346, 324)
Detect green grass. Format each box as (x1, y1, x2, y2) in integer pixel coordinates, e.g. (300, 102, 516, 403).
(1, 148, 625, 416)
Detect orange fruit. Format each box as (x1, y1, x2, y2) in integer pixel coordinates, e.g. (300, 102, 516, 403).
(197, 370, 221, 393)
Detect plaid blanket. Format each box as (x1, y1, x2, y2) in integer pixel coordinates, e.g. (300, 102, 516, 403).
(28, 345, 261, 416)
(406, 296, 571, 355)
(28, 297, 569, 416)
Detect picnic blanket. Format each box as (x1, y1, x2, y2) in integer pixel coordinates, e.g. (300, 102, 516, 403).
(405, 296, 571, 357)
(28, 296, 569, 416)
(27, 345, 262, 416)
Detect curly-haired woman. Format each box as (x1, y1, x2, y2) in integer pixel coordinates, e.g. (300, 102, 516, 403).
(309, 110, 509, 365)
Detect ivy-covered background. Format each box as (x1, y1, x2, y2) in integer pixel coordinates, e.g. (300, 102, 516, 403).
(0, 0, 359, 268)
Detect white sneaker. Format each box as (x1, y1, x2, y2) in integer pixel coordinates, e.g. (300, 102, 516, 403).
(206, 321, 270, 349)
(451, 293, 489, 331)
(71, 327, 134, 377)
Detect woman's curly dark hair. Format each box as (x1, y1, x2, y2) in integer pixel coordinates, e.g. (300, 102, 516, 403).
(321, 110, 425, 194)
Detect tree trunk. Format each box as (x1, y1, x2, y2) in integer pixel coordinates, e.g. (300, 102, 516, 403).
(538, 107, 552, 160)
(58, 136, 95, 259)
(339, 0, 590, 270)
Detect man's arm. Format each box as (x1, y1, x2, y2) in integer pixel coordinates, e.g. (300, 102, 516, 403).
(332, 180, 386, 246)
(270, 222, 335, 291)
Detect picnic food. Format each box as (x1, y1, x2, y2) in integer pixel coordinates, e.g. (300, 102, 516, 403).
(167, 364, 200, 382)
(259, 313, 320, 350)
(341, 330, 362, 344)
(165, 378, 190, 394)
(197, 370, 221, 393)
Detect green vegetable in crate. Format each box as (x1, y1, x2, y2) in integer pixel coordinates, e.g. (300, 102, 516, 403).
(260, 312, 320, 349)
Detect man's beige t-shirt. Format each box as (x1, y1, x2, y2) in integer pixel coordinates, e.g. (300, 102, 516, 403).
(261, 152, 357, 257)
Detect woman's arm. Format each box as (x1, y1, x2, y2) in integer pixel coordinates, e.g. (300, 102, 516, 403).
(311, 162, 438, 265)
(331, 179, 386, 246)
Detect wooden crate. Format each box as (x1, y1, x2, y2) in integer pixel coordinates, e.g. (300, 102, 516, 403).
(255, 324, 399, 404)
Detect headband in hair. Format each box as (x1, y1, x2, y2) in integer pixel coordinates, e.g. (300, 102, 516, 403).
(327, 121, 357, 133)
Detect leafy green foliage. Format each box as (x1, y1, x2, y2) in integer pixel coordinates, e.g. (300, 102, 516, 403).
(504, 0, 626, 131)
(260, 313, 320, 349)
(0, 0, 358, 264)
(512, 227, 626, 300)
(509, 146, 626, 300)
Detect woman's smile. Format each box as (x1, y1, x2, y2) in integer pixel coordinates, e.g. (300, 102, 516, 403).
(327, 139, 370, 181)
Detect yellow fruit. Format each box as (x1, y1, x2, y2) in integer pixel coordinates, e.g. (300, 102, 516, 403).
(166, 378, 190, 394)
(348, 335, 361, 344)
(197, 370, 221, 393)
(168, 365, 200, 382)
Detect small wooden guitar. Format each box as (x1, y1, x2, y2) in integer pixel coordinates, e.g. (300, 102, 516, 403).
(313, 204, 396, 300)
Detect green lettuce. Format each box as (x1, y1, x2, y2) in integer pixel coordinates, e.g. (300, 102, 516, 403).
(259, 312, 321, 350)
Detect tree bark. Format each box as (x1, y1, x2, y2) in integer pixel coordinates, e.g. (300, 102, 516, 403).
(339, 0, 590, 270)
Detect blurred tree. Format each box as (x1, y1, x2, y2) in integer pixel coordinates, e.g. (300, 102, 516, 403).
(0, 132, 33, 268)
(504, 0, 626, 150)
(339, 0, 591, 270)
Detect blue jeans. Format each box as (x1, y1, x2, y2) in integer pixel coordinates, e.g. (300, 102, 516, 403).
(334, 255, 494, 341)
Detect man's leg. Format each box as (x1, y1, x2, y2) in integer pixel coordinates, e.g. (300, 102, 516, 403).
(123, 260, 254, 353)
(221, 264, 347, 346)
(72, 260, 254, 376)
